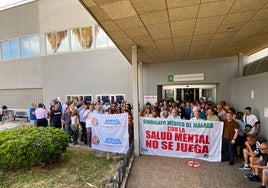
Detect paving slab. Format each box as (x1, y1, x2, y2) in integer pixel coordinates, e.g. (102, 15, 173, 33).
(126, 155, 259, 188)
(0, 122, 21, 131)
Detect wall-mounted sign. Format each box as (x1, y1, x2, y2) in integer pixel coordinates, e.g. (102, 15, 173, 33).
(264, 107, 268, 118)
(144, 96, 157, 105)
(168, 73, 204, 82)
(168, 75, 174, 82)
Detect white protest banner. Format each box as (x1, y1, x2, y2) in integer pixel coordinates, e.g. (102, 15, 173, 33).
(91, 113, 129, 153)
(139, 117, 223, 162)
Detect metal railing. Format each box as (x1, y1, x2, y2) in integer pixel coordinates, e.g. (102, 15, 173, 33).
(110, 141, 134, 188)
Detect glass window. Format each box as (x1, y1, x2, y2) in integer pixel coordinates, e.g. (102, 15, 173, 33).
(164, 89, 174, 100)
(1, 41, 10, 60)
(46, 30, 69, 54)
(96, 27, 114, 48)
(1, 39, 19, 60)
(67, 96, 79, 103)
(202, 89, 213, 102)
(20, 37, 30, 57)
(10, 40, 19, 58)
(101, 96, 110, 103)
(116, 95, 125, 103)
(108, 38, 115, 47)
(20, 35, 40, 57)
(84, 96, 92, 103)
(71, 26, 93, 51)
(96, 27, 108, 48)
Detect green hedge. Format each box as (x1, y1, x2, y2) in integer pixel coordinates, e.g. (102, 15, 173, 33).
(0, 127, 69, 170)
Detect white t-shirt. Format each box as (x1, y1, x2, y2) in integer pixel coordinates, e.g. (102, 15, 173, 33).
(84, 110, 95, 128)
(243, 114, 258, 135)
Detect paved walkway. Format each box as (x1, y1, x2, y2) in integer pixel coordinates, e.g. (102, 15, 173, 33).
(0, 119, 30, 130)
(0, 122, 21, 131)
(126, 155, 259, 188)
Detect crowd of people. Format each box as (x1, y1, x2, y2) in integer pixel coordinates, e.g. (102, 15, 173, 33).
(26, 97, 267, 187)
(28, 98, 134, 146)
(139, 98, 267, 187)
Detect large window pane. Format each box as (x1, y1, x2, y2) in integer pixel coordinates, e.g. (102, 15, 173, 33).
(10, 40, 19, 58)
(101, 96, 110, 103)
(71, 26, 93, 51)
(46, 30, 69, 54)
(116, 95, 125, 103)
(84, 96, 92, 103)
(1, 41, 10, 60)
(1, 39, 19, 60)
(96, 27, 108, 48)
(20, 36, 40, 57)
(29, 36, 40, 56)
(20, 37, 30, 57)
(108, 38, 115, 47)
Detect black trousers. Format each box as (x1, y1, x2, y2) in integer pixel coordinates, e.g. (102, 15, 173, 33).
(80, 122, 87, 144)
(37, 118, 48, 127)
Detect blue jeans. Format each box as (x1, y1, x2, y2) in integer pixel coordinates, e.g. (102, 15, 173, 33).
(222, 137, 235, 162)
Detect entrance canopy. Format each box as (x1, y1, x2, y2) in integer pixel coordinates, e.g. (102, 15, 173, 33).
(80, 0, 268, 64)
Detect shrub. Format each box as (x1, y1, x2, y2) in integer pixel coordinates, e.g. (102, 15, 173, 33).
(0, 127, 69, 170)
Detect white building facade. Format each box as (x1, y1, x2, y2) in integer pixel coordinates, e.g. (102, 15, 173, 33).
(0, 0, 132, 111)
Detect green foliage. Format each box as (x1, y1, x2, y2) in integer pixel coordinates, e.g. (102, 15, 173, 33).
(0, 148, 115, 187)
(0, 169, 3, 187)
(0, 127, 69, 170)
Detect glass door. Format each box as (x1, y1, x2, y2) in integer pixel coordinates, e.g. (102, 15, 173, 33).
(162, 84, 216, 102)
(164, 89, 174, 101)
(176, 89, 182, 101)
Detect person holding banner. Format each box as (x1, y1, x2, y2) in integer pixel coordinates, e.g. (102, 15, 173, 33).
(83, 103, 95, 147)
(222, 111, 239, 165)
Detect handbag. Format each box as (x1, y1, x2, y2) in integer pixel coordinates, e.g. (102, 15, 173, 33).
(245, 124, 252, 132)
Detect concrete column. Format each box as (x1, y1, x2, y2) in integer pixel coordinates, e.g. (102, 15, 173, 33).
(132, 45, 140, 156)
(238, 53, 244, 77)
(138, 61, 143, 109)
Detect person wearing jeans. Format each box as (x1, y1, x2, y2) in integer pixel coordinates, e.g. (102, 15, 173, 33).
(222, 111, 239, 165)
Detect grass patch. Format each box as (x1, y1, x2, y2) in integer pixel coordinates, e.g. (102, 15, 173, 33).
(0, 146, 116, 188)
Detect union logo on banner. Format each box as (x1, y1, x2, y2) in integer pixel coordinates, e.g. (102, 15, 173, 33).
(91, 118, 98, 127)
(92, 135, 100, 145)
